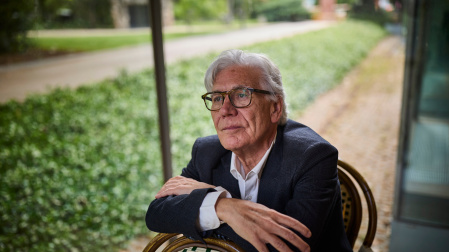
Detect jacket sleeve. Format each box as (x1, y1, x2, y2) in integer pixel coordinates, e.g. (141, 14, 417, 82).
(285, 142, 349, 250)
(145, 139, 214, 241)
(145, 188, 215, 241)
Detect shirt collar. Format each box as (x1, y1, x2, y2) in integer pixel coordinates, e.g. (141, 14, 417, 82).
(230, 132, 277, 180)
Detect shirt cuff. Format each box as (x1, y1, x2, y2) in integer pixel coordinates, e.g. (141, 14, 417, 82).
(197, 187, 230, 231)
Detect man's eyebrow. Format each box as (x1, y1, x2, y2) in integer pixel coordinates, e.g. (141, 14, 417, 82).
(212, 85, 247, 92)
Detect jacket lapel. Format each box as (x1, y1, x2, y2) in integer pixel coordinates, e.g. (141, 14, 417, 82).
(257, 127, 285, 208)
(212, 151, 241, 199)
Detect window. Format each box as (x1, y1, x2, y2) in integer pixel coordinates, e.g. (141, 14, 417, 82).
(398, 0, 449, 227)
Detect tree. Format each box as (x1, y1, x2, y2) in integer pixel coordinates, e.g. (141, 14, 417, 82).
(36, 0, 112, 29)
(337, 0, 359, 4)
(0, 0, 35, 53)
(174, 0, 228, 24)
(255, 0, 310, 22)
(353, 0, 377, 13)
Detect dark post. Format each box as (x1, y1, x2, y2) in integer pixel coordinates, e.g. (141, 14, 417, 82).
(148, 0, 172, 182)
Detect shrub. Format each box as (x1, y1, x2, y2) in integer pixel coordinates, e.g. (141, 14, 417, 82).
(174, 0, 228, 23)
(35, 0, 113, 29)
(255, 0, 310, 22)
(0, 72, 163, 251)
(0, 20, 386, 251)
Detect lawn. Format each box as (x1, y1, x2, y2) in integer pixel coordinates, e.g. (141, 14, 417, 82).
(0, 20, 387, 251)
(29, 22, 263, 52)
(29, 32, 209, 52)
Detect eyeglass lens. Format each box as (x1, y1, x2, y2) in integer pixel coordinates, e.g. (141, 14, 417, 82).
(205, 88, 252, 110)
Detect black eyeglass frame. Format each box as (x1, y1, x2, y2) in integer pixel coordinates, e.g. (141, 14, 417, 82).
(201, 87, 275, 111)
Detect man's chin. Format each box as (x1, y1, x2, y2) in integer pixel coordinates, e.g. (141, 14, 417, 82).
(218, 137, 243, 152)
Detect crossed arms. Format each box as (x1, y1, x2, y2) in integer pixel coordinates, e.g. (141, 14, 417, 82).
(146, 134, 342, 252)
(153, 176, 311, 252)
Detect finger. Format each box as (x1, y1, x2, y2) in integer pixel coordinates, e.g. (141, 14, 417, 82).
(255, 215, 308, 252)
(274, 225, 310, 252)
(256, 212, 309, 251)
(155, 184, 184, 198)
(155, 186, 168, 198)
(276, 214, 311, 238)
(264, 234, 293, 252)
(246, 230, 270, 252)
(155, 183, 180, 198)
(154, 176, 184, 198)
(155, 188, 171, 198)
(253, 241, 270, 252)
(154, 177, 215, 198)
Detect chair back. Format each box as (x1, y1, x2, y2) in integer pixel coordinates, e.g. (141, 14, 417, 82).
(337, 159, 377, 250)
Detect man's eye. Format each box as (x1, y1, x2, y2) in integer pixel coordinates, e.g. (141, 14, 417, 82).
(235, 92, 249, 99)
(212, 96, 223, 102)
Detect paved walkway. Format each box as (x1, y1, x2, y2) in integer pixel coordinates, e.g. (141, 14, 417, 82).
(0, 21, 334, 103)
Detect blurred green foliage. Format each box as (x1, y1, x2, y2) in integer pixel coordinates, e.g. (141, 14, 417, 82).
(0, 71, 163, 251)
(0, 0, 35, 53)
(35, 0, 113, 29)
(174, 0, 228, 24)
(255, 0, 310, 21)
(349, 0, 399, 25)
(349, 10, 398, 26)
(0, 20, 386, 251)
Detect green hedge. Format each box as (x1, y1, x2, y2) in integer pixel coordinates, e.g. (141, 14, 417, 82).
(0, 20, 386, 251)
(255, 0, 310, 21)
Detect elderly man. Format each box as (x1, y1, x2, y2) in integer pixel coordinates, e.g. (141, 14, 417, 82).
(146, 49, 351, 252)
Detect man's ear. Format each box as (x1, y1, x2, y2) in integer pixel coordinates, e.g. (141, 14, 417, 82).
(270, 97, 283, 123)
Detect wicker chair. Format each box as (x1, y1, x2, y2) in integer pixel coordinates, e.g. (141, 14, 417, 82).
(143, 159, 377, 252)
(142, 233, 243, 252)
(338, 159, 377, 251)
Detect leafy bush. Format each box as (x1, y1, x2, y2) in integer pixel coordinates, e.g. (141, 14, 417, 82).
(174, 0, 228, 23)
(0, 71, 163, 251)
(255, 0, 310, 21)
(0, 20, 386, 251)
(35, 0, 113, 29)
(348, 10, 397, 26)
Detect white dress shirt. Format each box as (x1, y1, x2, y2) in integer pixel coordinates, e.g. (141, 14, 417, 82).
(197, 137, 276, 231)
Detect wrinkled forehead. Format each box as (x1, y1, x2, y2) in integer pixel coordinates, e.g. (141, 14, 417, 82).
(212, 65, 263, 91)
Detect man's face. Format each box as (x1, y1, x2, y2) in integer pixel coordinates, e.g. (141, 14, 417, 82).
(211, 65, 281, 153)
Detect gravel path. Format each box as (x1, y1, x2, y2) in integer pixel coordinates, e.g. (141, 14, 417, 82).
(298, 35, 405, 251)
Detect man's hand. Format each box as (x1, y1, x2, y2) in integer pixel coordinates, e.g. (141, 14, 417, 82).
(216, 198, 311, 252)
(155, 176, 215, 199)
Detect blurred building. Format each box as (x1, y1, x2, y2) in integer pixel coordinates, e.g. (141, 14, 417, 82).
(307, 0, 349, 21)
(110, 0, 174, 28)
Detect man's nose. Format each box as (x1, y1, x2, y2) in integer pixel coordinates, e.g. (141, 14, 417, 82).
(219, 95, 237, 115)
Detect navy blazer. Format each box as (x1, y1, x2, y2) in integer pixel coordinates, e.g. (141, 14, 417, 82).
(146, 119, 352, 251)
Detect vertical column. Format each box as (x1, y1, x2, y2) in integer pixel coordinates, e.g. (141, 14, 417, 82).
(149, 0, 172, 182)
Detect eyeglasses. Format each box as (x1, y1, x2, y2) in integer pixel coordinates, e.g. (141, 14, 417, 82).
(201, 87, 274, 111)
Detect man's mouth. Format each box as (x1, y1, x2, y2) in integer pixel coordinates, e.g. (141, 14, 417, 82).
(222, 125, 242, 131)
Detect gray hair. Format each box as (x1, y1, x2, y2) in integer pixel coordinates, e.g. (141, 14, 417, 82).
(204, 49, 288, 125)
